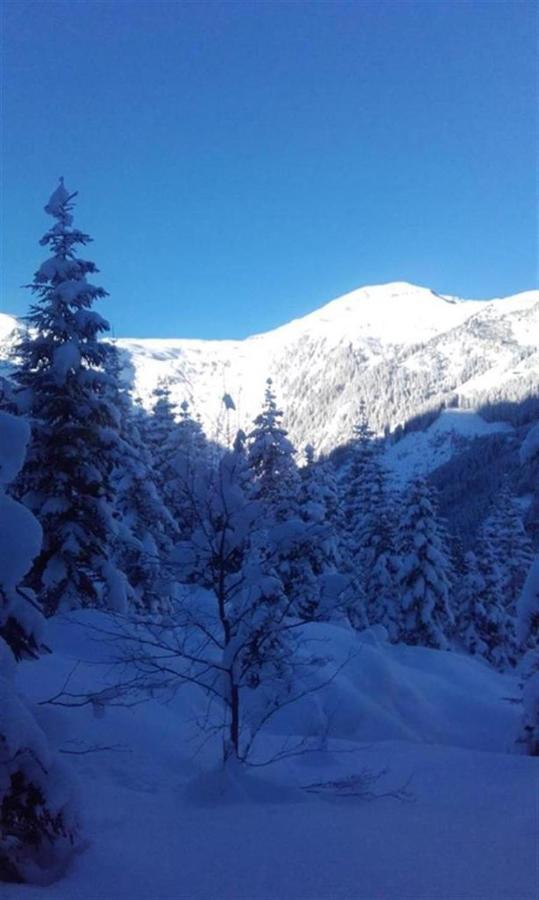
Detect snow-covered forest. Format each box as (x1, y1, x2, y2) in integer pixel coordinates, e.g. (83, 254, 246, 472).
(1, 183, 538, 897)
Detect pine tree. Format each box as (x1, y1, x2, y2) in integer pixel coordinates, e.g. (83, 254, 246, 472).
(342, 403, 379, 551)
(301, 445, 340, 527)
(515, 426, 539, 754)
(516, 559, 539, 755)
(463, 487, 531, 670)
(482, 484, 533, 614)
(1, 411, 77, 883)
(341, 405, 397, 634)
(397, 477, 454, 649)
(454, 550, 502, 662)
(107, 352, 177, 613)
(247, 378, 300, 522)
(246, 382, 336, 621)
(12, 180, 126, 614)
(472, 526, 517, 668)
(147, 385, 209, 543)
(145, 380, 179, 500)
(298, 447, 362, 623)
(517, 557, 539, 651)
(363, 495, 401, 640)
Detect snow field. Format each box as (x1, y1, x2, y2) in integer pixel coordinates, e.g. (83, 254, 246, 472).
(6, 610, 537, 900)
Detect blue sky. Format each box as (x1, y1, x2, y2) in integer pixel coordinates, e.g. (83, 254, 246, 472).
(1, 0, 537, 338)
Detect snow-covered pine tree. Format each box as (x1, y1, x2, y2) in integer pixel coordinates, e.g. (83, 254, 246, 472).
(461, 521, 518, 669)
(12, 180, 126, 614)
(453, 550, 482, 653)
(168, 399, 212, 543)
(396, 477, 454, 649)
(176, 399, 209, 464)
(362, 494, 401, 640)
(341, 405, 397, 634)
(464, 481, 533, 670)
(301, 445, 340, 528)
(147, 384, 210, 543)
(1, 411, 77, 883)
(145, 380, 179, 499)
(298, 446, 363, 623)
(515, 423, 539, 754)
(342, 402, 379, 552)
(106, 349, 177, 613)
(454, 550, 497, 660)
(146, 380, 177, 453)
(247, 378, 301, 522)
(516, 558, 539, 653)
(481, 483, 533, 614)
(247, 382, 337, 621)
(516, 559, 539, 754)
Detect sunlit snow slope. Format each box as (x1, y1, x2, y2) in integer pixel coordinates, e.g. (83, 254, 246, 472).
(117, 282, 538, 452)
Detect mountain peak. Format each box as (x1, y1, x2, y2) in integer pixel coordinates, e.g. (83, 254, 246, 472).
(269, 281, 474, 347)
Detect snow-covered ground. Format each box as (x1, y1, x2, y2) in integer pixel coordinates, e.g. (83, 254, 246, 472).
(6, 612, 537, 900)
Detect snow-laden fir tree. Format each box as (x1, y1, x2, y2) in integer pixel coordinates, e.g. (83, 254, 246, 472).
(247, 378, 301, 522)
(396, 477, 454, 649)
(176, 399, 209, 465)
(342, 402, 379, 550)
(12, 180, 126, 614)
(460, 520, 518, 669)
(145, 380, 179, 502)
(481, 483, 533, 614)
(454, 550, 487, 656)
(1, 411, 77, 883)
(460, 479, 533, 669)
(341, 405, 398, 634)
(516, 559, 539, 754)
(453, 549, 511, 667)
(147, 384, 209, 543)
(106, 351, 177, 613)
(362, 493, 401, 640)
(247, 383, 342, 622)
(516, 558, 539, 653)
(515, 422, 539, 754)
(301, 445, 340, 526)
(298, 446, 364, 623)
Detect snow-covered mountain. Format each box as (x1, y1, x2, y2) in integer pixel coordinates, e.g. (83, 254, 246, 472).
(1, 282, 538, 454)
(117, 281, 539, 452)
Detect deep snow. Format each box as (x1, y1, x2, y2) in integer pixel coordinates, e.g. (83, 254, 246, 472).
(5, 611, 537, 900)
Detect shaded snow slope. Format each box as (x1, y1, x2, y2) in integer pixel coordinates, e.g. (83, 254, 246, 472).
(6, 612, 537, 900)
(384, 408, 514, 484)
(2, 282, 538, 452)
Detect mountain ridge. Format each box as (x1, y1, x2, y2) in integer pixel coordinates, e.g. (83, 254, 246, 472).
(116, 282, 538, 453)
(1, 282, 538, 455)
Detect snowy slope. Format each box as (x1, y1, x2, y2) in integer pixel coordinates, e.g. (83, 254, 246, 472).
(116, 282, 539, 452)
(1, 282, 538, 452)
(384, 408, 514, 484)
(5, 612, 537, 900)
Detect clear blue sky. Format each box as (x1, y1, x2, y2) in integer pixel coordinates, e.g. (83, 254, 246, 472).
(1, 0, 537, 338)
